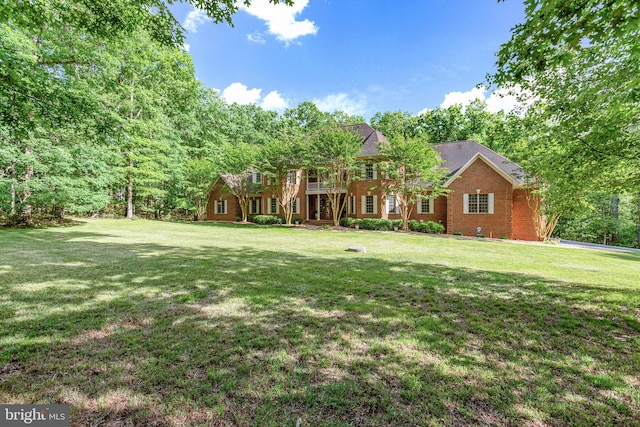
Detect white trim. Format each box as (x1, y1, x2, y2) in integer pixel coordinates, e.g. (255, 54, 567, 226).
(464, 193, 494, 214)
(443, 153, 521, 187)
(386, 195, 399, 214)
(268, 198, 280, 215)
(418, 197, 434, 214)
(463, 194, 469, 214)
(215, 199, 227, 215)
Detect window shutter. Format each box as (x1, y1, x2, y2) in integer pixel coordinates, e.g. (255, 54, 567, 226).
(463, 194, 469, 214)
(373, 195, 378, 215)
(361, 196, 367, 214)
(417, 198, 423, 214)
(294, 198, 300, 214)
(360, 164, 366, 179)
(429, 198, 434, 214)
(372, 163, 377, 180)
(488, 193, 494, 214)
(267, 198, 272, 214)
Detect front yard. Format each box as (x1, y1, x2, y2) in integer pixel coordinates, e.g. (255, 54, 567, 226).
(1, 220, 639, 426)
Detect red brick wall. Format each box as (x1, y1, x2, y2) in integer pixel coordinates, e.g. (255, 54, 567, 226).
(446, 158, 513, 238)
(512, 189, 539, 241)
(409, 195, 447, 228)
(207, 180, 241, 221)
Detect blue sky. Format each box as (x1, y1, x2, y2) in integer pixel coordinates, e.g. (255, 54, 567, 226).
(170, 0, 525, 119)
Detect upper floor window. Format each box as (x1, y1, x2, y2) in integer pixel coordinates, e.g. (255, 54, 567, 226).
(362, 163, 377, 180)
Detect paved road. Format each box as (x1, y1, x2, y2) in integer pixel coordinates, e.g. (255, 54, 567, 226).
(559, 239, 640, 254)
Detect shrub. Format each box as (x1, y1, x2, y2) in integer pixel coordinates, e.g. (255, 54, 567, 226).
(340, 217, 356, 227)
(252, 215, 283, 225)
(476, 233, 485, 238)
(292, 217, 303, 224)
(409, 220, 444, 234)
(453, 231, 463, 236)
(358, 218, 394, 231)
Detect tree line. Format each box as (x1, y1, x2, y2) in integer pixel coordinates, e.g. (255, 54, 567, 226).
(1, 0, 638, 247)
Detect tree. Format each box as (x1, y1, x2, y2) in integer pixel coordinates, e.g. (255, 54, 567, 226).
(306, 128, 363, 226)
(1, 0, 294, 47)
(216, 142, 260, 223)
(493, 0, 640, 245)
(377, 136, 448, 231)
(261, 129, 305, 225)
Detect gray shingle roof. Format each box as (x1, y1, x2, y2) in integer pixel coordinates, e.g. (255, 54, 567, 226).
(435, 140, 526, 185)
(340, 123, 388, 157)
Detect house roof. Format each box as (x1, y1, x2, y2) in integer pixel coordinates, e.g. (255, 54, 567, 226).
(435, 140, 526, 185)
(340, 123, 388, 157)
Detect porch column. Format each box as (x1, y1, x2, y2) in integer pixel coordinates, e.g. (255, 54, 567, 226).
(316, 194, 320, 220)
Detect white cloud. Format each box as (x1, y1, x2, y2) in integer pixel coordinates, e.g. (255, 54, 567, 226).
(240, 0, 318, 44)
(221, 83, 262, 105)
(432, 85, 528, 114)
(485, 87, 526, 114)
(440, 87, 488, 110)
(313, 93, 367, 117)
(247, 32, 266, 44)
(183, 8, 211, 33)
(261, 91, 289, 111)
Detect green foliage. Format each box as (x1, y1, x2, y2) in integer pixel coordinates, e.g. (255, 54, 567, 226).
(252, 215, 283, 225)
(377, 136, 448, 230)
(409, 220, 445, 234)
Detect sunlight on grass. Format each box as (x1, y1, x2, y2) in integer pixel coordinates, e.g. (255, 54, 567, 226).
(1, 219, 639, 426)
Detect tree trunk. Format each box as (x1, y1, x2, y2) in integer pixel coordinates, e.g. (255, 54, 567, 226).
(637, 192, 640, 248)
(21, 146, 33, 225)
(126, 165, 134, 220)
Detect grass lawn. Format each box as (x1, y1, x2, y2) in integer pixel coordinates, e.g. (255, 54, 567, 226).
(1, 219, 639, 426)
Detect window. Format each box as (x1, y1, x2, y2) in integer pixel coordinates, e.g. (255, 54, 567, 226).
(215, 200, 227, 214)
(287, 171, 300, 185)
(288, 198, 300, 215)
(249, 198, 260, 215)
(268, 197, 280, 215)
(362, 163, 377, 180)
(464, 193, 494, 214)
(386, 195, 399, 214)
(348, 196, 356, 214)
(418, 197, 434, 214)
(249, 171, 262, 184)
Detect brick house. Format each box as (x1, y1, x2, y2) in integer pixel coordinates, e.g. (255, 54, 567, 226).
(207, 123, 538, 240)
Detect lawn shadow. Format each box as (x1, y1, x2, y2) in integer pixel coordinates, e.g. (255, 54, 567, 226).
(1, 229, 639, 426)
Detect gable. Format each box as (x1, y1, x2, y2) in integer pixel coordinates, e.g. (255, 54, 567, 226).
(443, 153, 522, 188)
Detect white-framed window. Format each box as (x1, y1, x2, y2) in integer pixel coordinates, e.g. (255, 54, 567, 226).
(249, 171, 262, 185)
(386, 195, 400, 214)
(215, 199, 227, 214)
(347, 196, 356, 214)
(361, 162, 377, 180)
(361, 195, 378, 215)
(417, 197, 434, 214)
(464, 193, 494, 214)
(287, 170, 301, 185)
(249, 198, 260, 215)
(268, 197, 280, 215)
(288, 198, 300, 215)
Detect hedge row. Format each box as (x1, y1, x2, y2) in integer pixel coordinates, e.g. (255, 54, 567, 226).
(408, 220, 445, 234)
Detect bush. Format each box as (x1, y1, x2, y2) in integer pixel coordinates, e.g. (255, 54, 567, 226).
(340, 217, 356, 227)
(453, 231, 463, 236)
(358, 218, 394, 231)
(252, 215, 283, 225)
(292, 217, 303, 224)
(409, 220, 445, 234)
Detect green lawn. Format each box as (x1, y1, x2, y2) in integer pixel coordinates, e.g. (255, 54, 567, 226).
(1, 220, 639, 426)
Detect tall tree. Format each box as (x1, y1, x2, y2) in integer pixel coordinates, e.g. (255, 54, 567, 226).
(377, 136, 448, 231)
(216, 142, 261, 223)
(261, 129, 305, 225)
(493, 0, 640, 244)
(306, 128, 363, 226)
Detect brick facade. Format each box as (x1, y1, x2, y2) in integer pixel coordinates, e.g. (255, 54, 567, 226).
(206, 136, 539, 241)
